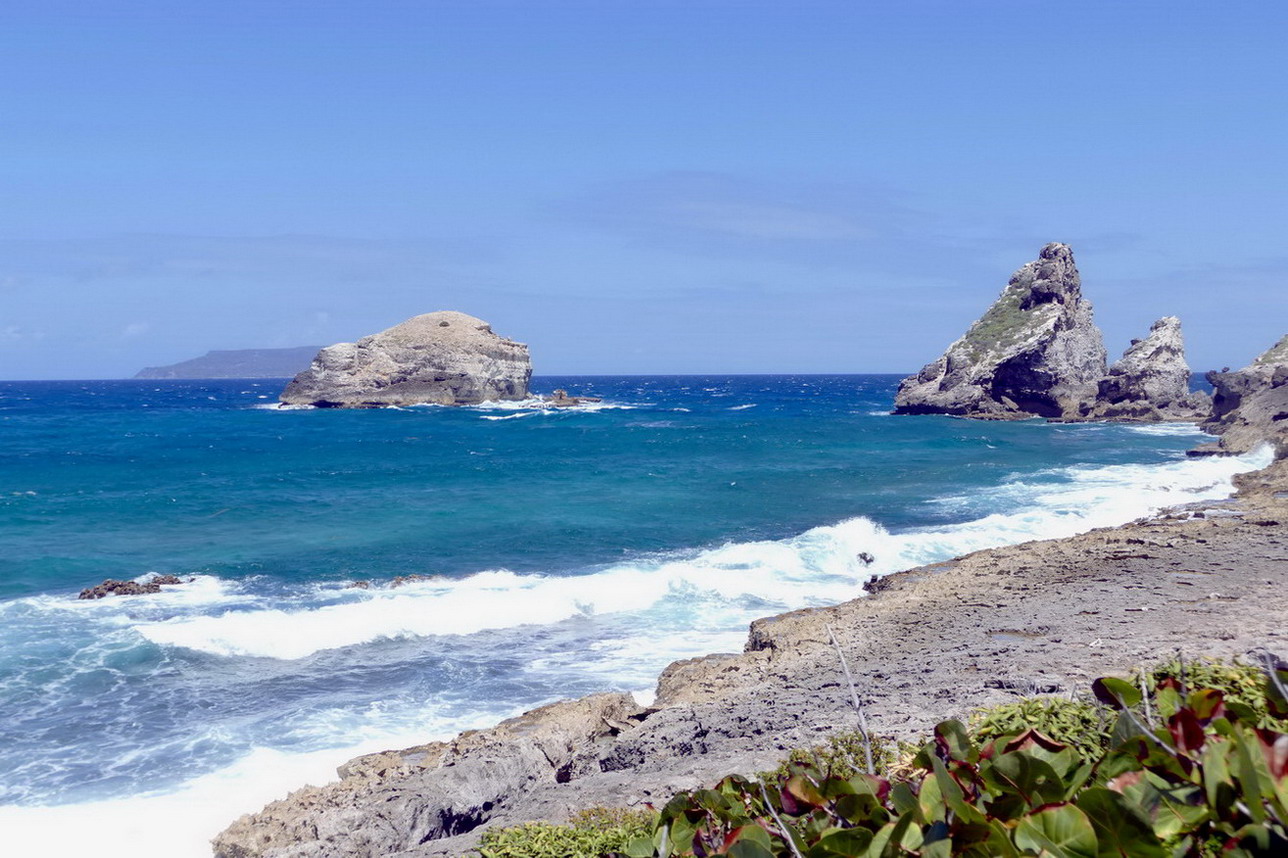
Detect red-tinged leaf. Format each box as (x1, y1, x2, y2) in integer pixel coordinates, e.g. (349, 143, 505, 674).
(783, 775, 824, 809)
(1003, 728, 1069, 756)
(852, 773, 890, 802)
(1258, 730, 1288, 779)
(778, 786, 804, 816)
(1189, 688, 1225, 723)
(1107, 770, 1143, 794)
(1168, 709, 1206, 757)
(1157, 676, 1182, 692)
(1093, 677, 1141, 710)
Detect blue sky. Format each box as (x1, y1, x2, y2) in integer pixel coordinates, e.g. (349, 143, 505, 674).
(2, 0, 1285, 378)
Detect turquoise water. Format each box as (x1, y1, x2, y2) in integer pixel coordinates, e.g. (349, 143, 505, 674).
(0, 375, 1264, 845)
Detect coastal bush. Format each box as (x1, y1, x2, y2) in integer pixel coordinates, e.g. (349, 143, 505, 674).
(624, 660, 1288, 857)
(970, 696, 1109, 760)
(764, 731, 913, 783)
(475, 807, 655, 858)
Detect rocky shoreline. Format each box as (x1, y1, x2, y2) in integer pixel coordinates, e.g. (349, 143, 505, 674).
(213, 448, 1288, 857)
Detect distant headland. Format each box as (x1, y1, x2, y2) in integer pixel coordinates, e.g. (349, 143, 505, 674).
(134, 346, 322, 379)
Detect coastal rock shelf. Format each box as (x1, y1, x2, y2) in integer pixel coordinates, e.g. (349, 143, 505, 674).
(213, 458, 1288, 858)
(280, 311, 531, 408)
(1205, 334, 1288, 456)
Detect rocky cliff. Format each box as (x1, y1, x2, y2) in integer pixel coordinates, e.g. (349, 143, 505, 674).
(1076, 316, 1210, 421)
(893, 243, 1107, 419)
(1203, 334, 1288, 455)
(280, 312, 531, 408)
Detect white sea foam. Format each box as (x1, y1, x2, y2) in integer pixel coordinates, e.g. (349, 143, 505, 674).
(0, 711, 510, 858)
(728, 403, 757, 411)
(133, 444, 1271, 661)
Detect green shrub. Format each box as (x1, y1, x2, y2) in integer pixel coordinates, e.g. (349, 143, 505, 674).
(476, 807, 655, 858)
(970, 695, 1110, 760)
(763, 731, 912, 783)
(627, 659, 1288, 857)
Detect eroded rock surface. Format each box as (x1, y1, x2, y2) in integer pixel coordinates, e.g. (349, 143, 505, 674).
(280, 312, 530, 408)
(1078, 316, 1210, 421)
(1204, 334, 1288, 455)
(893, 243, 1107, 419)
(78, 575, 184, 599)
(212, 465, 1288, 857)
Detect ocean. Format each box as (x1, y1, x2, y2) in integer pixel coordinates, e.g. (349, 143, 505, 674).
(0, 375, 1270, 856)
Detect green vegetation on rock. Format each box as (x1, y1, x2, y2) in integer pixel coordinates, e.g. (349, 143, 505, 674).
(475, 807, 656, 858)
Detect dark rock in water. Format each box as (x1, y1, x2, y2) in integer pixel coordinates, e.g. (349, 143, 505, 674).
(547, 389, 602, 408)
(893, 243, 1107, 419)
(1203, 334, 1288, 455)
(78, 575, 184, 599)
(281, 311, 531, 408)
(1076, 316, 1210, 422)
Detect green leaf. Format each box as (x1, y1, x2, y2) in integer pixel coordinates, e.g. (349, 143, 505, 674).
(982, 751, 1066, 809)
(1014, 804, 1098, 858)
(814, 827, 874, 855)
(1076, 787, 1167, 858)
(728, 839, 776, 858)
(1093, 678, 1142, 710)
(935, 719, 976, 763)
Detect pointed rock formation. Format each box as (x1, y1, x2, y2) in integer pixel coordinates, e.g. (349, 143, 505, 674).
(280, 311, 531, 408)
(893, 243, 1107, 419)
(1077, 316, 1210, 421)
(1203, 335, 1288, 455)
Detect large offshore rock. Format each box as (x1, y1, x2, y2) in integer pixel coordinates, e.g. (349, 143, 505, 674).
(893, 243, 1107, 419)
(1203, 334, 1288, 455)
(1078, 316, 1210, 421)
(280, 312, 531, 408)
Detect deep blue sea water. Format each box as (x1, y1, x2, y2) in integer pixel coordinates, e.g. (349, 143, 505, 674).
(0, 375, 1268, 855)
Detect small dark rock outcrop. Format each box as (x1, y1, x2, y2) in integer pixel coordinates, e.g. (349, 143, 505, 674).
(1077, 316, 1210, 421)
(893, 243, 1107, 419)
(78, 575, 184, 599)
(547, 389, 603, 408)
(1203, 334, 1288, 455)
(281, 312, 531, 408)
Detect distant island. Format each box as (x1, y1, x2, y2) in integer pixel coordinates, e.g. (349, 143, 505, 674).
(133, 347, 322, 379)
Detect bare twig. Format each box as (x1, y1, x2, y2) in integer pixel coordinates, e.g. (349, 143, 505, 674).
(826, 622, 875, 776)
(1139, 665, 1155, 728)
(758, 779, 806, 858)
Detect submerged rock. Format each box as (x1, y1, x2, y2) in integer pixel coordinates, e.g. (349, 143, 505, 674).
(78, 575, 184, 599)
(1203, 334, 1288, 455)
(280, 311, 531, 408)
(1078, 316, 1210, 421)
(547, 389, 602, 408)
(893, 243, 1107, 419)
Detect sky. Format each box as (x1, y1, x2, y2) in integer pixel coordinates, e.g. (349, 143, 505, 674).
(2, 0, 1286, 379)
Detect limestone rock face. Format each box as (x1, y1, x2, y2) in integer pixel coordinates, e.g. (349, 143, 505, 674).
(1203, 334, 1288, 455)
(211, 693, 645, 858)
(1079, 316, 1210, 421)
(280, 312, 531, 407)
(893, 243, 1107, 419)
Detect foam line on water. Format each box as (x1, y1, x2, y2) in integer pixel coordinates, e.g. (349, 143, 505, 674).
(133, 444, 1271, 661)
